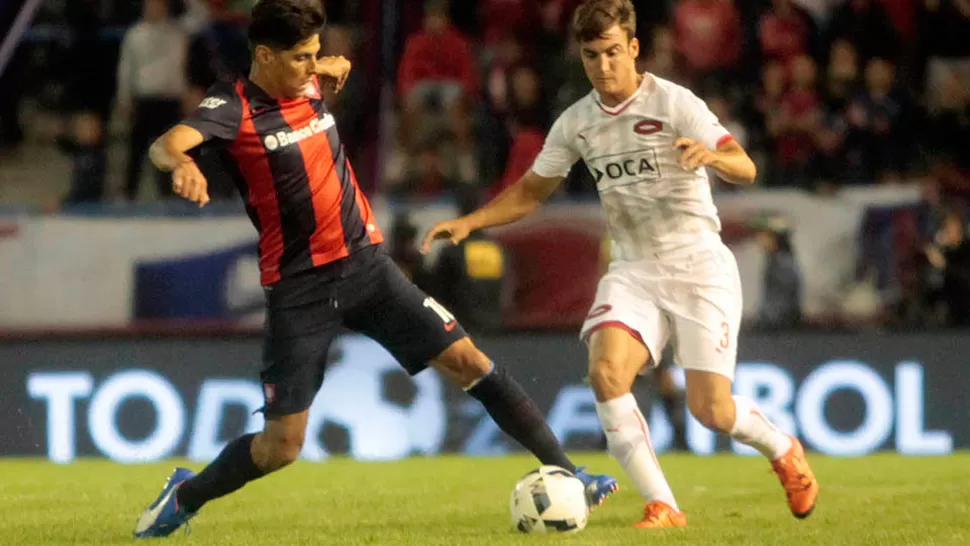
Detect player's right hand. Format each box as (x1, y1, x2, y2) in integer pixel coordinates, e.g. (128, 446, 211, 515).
(172, 159, 210, 207)
(420, 219, 472, 254)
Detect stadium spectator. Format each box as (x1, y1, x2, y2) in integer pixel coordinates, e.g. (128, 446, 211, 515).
(815, 110, 850, 188)
(185, 2, 252, 106)
(116, 0, 189, 200)
(391, 0, 479, 187)
(386, 134, 466, 198)
(758, 0, 819, 65)
(812, 40, 859, 183)
(486, 36, 528, 111)
(672, 0, 743, 88)
(893, 178, 950, 327)
(773, 55, 822, 189)
(640, 26, 682, 84)
(488, 66, 548, 198)
(478, 0, 537, 54)
(51, 0, 119, 202)
(549, 36, 594, 117)
(748, 61, 787, 185)
(924, 208, 970, 326)
(924, 67, 970, 167)
(843, 58, 912, 182)
(823, 39, 860, 112)
(752, 216, 804, 330)
(61, 113, 108, 204)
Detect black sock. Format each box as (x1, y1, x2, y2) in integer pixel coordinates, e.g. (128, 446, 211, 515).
(176, 433, 267, 513)
(467, 365, 576, 473)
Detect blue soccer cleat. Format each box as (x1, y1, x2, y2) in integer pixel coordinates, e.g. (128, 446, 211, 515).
(575, 466, 619, 509)
(133, 467, 198, 538)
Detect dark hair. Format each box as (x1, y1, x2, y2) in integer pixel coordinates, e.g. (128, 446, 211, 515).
(572, 0, 636, 43)
(248, 0, 327, 51)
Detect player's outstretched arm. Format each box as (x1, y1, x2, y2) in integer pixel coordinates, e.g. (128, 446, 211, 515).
(674, 137, 757, 185)
(150, 125, 210, 207)
(420, 170, 563, 254)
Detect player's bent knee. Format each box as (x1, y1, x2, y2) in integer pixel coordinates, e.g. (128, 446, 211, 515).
(430, 337, 492, 388)
(588, 358, 631, 401)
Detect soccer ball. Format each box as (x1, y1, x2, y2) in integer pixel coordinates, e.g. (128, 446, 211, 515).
(509, 465, 589, 534)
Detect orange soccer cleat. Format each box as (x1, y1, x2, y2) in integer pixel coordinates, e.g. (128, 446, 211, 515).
(632, 500, 688, 529)
(771, 436, 819, 518)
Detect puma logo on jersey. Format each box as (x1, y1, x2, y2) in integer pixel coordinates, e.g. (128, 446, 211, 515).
(198, 97, 227, 109)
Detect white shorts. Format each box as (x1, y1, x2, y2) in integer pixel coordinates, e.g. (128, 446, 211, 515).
(580, 242, 743, 379)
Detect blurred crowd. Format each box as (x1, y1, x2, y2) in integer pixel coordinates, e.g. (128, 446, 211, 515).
(1, 0, 969, 330)
(385, 0, 970, 202)
(382, 0, 970, 330)
(2, 0, 967, 202)
(0, 0, 371, 202)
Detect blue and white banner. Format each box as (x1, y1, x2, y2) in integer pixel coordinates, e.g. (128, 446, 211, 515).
(1, 332, 959, 463)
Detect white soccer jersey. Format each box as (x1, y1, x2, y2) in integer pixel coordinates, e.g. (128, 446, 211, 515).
(531, 74, 734, 262)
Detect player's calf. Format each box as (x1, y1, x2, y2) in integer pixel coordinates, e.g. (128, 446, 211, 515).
(171, 413, 307, 520)
(433, 341, 575, 471)
(251, 425, 305, 472)
(686, 393, 735, 434)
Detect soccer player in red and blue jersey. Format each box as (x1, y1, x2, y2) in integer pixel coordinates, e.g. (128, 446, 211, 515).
(133, 0, 616, 538)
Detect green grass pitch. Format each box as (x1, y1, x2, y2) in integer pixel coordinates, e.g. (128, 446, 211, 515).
(1, 453, 968, 545)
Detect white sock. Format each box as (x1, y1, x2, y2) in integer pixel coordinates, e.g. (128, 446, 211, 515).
(729, 396, 793, 460)
(596, 393, 679, 511)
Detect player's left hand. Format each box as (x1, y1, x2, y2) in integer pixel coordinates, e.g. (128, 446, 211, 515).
(674, 137, 718, 171)
(316, 56, 351, 93)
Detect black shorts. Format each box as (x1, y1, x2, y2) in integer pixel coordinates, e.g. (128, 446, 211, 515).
(259, 245, 468, 417)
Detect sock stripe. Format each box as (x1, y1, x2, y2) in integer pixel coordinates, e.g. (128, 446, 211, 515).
(750, 408, 778, 433)
(632, 408, 663, 471)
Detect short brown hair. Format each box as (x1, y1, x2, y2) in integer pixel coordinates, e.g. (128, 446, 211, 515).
(572, 0, 636, 43)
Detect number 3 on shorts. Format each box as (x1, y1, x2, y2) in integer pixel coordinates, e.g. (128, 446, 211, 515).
(720, 321, 730, 350)
(424, 297, 457, 326)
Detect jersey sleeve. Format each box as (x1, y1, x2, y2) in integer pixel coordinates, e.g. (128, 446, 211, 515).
(529, 113, 580, 178)
(674, 88, 734, 150)
(182, 80, 243, 143)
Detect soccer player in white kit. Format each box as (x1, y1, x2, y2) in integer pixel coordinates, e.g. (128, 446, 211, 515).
(422, 0, 819, 529)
